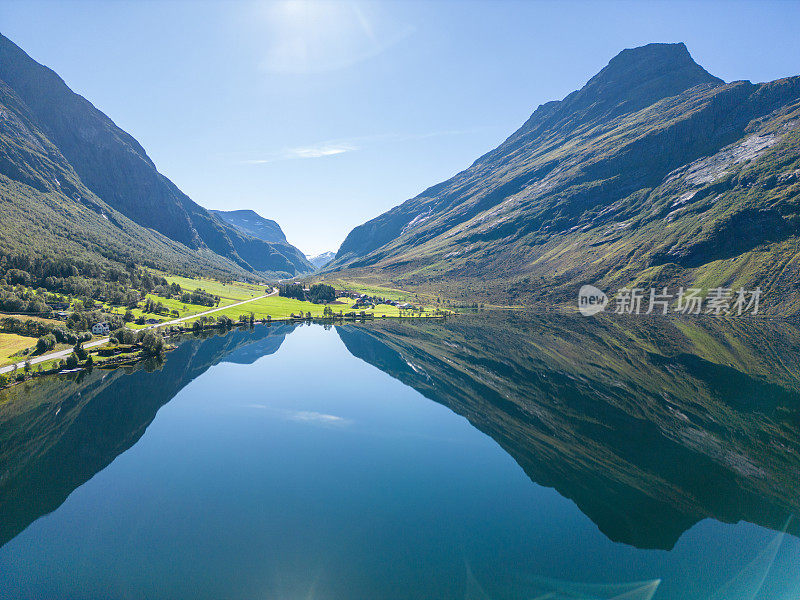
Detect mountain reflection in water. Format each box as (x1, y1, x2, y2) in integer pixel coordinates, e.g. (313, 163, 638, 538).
(337, 313, 800, 550)
(0, 313, 798, 599)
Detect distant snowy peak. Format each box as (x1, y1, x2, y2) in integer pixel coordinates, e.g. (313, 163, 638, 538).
(307, 251, 336, 269)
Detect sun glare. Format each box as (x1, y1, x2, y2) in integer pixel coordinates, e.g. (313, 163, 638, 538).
(252, 0, 413, 74)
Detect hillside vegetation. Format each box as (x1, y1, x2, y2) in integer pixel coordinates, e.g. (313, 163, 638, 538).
(328, 43, 800, 314)
(0, 33, 312, 280)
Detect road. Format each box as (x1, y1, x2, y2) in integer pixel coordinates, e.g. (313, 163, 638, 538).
(140, 289, 273, 330)
(0, 337, 111, 375)
(0, 288, 276, 375)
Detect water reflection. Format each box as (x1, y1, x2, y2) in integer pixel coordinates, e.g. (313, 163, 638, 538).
(0, 313, 798, 598)
(337, 313, 800, 549)
(0, 324, 295, 547)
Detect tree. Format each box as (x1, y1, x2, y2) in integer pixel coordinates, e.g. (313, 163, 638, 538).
(65, 353, 79, 369)
(307, 284, 335, 304)
(0, 373, 8, 388)
(73, 341, 88, 361)
(140, 331, 165, 356)
(123, 309, 134, 322)
(36, 333, 56, 353)
(278, 284, 306, 301)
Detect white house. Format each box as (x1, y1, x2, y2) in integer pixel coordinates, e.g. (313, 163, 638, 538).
(91, 322, 110, 335)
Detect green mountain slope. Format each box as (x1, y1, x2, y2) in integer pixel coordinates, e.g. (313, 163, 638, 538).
(0, 33, 311, 278)
(0, 77, 245, 279)
(329, 43, 800, 314)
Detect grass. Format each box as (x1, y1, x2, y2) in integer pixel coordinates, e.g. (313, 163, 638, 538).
(106, 291, 429, 330)
(161, 274, 267, 301)
(185, 295, 430, 323)
(151, 273, 437, 324)
(1, 315, 63, 327)
(0, 333, 35, 366)
(107, 293, 239, 328)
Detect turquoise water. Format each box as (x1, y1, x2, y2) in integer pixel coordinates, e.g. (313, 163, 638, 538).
(0, 317, 798, 599)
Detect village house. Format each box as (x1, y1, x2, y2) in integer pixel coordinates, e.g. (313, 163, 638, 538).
(91, 322, 110, 335)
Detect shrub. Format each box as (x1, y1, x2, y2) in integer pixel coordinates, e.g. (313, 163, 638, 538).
(52, 327, 78, 345)
(36, 333, 57, 353)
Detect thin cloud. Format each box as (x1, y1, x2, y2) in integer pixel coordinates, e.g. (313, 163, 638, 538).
(243, 142, 357, 164)
(289, 411, 351, 426)
(241, 128, 495, 165)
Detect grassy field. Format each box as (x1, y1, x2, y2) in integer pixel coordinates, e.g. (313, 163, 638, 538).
(104, 270, 271, 328)
(0, 333, 35, 366)
(161, 274, 266, 301)
(187, 296, 425, 323)
(96, 272, 438, 331)
(154, 273, 434, 322)
(107, 293, 237, 328)
(0, 315, 64, 327)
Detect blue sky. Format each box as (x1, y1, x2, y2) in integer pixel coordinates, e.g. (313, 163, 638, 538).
(2, 0, 799, 255)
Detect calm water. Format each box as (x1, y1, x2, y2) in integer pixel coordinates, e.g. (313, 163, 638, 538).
(0, 314, 799, 599)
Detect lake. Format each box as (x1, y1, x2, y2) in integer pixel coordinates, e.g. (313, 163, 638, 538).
(0, 313, 798, 599)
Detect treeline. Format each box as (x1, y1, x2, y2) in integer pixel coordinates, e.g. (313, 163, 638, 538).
(179, 289, 219, 307)
(278, 283, 335, 304)
(0, 250, 173, 312)
(279, 283, 306, 301)
(1, 311, 123, 349)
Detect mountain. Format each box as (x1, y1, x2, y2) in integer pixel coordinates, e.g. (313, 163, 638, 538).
(0, 33, 312, 279)
(329, 43, 800, 314)
(337, 313, 800, 550)
(210, 209, 313, 271)
(307, 251, 336, 270)
(210, 209, 288, 244)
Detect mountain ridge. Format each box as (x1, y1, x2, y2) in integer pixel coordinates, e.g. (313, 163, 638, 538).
(0, 32, 312, 279)
(307, 251, 336, 270)
(210, 209, 288, 244)
(328, 43, 800, 314)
